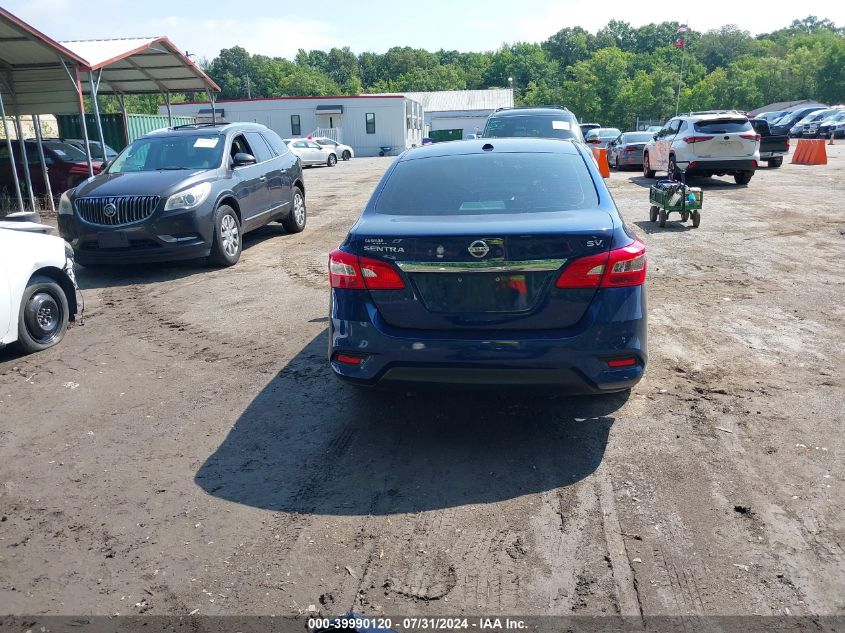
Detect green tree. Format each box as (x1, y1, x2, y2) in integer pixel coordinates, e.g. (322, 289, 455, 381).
(692, 25, 755, 71)
(542, 27, 595, 69)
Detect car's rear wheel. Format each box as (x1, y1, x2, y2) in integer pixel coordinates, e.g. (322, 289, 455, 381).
(342, 150, 351, 161)
(327, 153, 337, 167)
(281, 186, 306, 233)
(658, 208, 668, 228)
(643, 153, 656, 178)
(208, 205, 241, 267)
(767, 157, 783, 168)
(17, 276, 69, 353)
(734, 171, 754, 185)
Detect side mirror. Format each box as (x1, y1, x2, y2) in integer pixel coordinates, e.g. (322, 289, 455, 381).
(101, 159, 112, 171)
(233, 152, 256, 167)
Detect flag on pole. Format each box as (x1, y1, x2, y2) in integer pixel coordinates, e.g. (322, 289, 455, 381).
(674, 24, 687, 48)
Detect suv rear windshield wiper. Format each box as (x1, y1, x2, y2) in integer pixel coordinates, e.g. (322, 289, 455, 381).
(156, 166, 191, 170)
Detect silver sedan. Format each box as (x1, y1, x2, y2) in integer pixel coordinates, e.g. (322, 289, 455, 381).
(283, 138, 338, 167)
(607, 131, 654, 170)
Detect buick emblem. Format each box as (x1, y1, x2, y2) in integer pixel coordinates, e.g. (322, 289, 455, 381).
(103, 202, 117, 218)
(467, 240, 489, 258)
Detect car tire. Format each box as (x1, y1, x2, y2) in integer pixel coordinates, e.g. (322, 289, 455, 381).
(767, 157, 783, 168)
(16, 275, 70, 353)
(208, 205, 241, 267)
(734, 171, 754, 185)
(658, 208, 667, 228)
(327, 153, 337, 167)
(342, 150, 351, 161)
(649, 205, 659, 222)
(668, 155, 680, 181)
(280, 186, 306, 234)
(691, 210, 701, 228)
(643, 153, 656, 179)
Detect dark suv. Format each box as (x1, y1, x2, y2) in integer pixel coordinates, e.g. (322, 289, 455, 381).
(482, 107, 585, 142)
(57, 122, 305, 267)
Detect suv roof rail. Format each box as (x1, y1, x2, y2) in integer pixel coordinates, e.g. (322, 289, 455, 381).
(170, 122, 230, 130)
(686, 110, 746, 116)
(493, 105, 572, 113)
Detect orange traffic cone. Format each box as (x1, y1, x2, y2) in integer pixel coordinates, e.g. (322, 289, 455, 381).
(592, 147, 610, 178)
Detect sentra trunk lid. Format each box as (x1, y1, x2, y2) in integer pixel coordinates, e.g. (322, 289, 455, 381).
(348, 210, 614, 330)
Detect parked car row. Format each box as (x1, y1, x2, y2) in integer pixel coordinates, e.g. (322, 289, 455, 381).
(5, 109, 649, 398)
(283, 136, 354, 166)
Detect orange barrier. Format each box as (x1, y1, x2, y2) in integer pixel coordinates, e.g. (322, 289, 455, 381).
(791, 138, 828, 165)
(592, 147, 610, 178)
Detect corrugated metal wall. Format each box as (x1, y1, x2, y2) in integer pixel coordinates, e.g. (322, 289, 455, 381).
(55, 113, 195, 151)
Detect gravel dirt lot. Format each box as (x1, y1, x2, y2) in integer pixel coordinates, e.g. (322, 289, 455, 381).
(1, 147, 843, 621)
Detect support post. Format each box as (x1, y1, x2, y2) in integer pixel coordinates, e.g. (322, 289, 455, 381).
(0, 81, 25, 213)
(33, 114, 54, 213)
(9, 82, 37, 211)
(116, 93, 130, 147)
(165, 91, 173, 126)
(75, 67, 94, 177)
(89, 69, 107, 161)
(206, 89, 216, 124)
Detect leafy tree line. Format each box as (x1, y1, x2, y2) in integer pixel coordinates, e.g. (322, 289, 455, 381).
(102, 16, 844, 130)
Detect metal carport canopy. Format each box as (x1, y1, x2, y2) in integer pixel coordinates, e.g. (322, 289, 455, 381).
(0, 6, 88, 115)
(0, 7, 220, 214)
(61, 37, 220, 98)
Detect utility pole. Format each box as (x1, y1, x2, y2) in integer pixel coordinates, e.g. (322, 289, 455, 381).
(674, 22, 688, 116)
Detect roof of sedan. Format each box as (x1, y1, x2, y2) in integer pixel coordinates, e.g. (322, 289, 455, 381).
(401, 138, 581, 160)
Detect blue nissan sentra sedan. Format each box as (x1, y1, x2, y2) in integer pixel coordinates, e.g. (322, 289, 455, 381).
(328, 138, 647, 393)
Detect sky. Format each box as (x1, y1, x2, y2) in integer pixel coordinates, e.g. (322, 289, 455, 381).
(7, 0, 845, 61)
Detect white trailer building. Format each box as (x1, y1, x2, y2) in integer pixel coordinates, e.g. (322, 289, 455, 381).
(162, 95, 423, 157)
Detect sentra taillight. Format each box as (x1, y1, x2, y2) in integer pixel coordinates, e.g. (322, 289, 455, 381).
(556, 240, 647, 289)
(555, 251, 608, 288)
(329, 249, 365, 289)
(682, 135, 715, 143)
(604, 240, 647, 286)
(328, 249, 405, 290)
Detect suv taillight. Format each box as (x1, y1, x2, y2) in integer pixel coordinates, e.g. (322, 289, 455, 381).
(740, 133, 761, 141)
(682, 135, 715, 143)
(556, 240, 647, 289)
(329, 249, 405, 290)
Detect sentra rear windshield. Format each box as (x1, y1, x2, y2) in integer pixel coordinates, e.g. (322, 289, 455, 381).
(484, 115, 581, 141)
(108, 135, 225, 173)
(375, 152, 598, 216)
(693, 119, 752, 133)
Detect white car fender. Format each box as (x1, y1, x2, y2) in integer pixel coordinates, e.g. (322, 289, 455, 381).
(0, 229, 73, 347)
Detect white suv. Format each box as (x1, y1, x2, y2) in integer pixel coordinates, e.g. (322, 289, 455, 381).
(643, 111, 760, 185)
